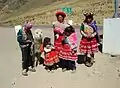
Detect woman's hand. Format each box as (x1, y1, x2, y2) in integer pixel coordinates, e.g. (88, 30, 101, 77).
(71, 47, 77, 54)
(30, 42, 34, 49)
(81, 31, 88, 37)
(31, 42, 34, 47)
(91, 32, 96, 37)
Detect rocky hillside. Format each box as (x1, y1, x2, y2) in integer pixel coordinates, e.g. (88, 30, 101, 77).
(0, 0, 28, 10)
(0, 0, 114, 26)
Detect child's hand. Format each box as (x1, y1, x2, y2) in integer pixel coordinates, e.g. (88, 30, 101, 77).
(71, 50, 76, 54)
(72, 48, 77, 54)
(52, 46, 55, 49)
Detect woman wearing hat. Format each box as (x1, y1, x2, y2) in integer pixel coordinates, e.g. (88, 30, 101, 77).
(53, 11, 69, 56)
(53, 11, 71, 69)
(79, 13, 98, 67)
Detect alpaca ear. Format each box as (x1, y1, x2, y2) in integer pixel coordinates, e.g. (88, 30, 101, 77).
(91, 13, 94, 16)
(83, 13, 88, 16)
(83, 13, 86, 16)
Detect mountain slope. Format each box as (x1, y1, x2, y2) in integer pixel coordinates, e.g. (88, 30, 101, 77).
(0, 0, 114, 26)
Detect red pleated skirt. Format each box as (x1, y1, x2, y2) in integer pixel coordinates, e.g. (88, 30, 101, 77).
(59, 44, 77, 61)
(79, 37, 98, 54)
(54, 35, 64, 54)
(44, 50, 59, 66)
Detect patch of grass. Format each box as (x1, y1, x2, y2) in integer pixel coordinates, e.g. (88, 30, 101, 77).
(0, 0, 114, 26)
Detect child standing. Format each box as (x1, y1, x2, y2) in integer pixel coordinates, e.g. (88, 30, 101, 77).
(43, 37, 59, 72)
(59, 26, 78, 73)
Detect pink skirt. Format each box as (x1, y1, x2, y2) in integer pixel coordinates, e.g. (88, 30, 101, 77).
(59, 44, 77, 61)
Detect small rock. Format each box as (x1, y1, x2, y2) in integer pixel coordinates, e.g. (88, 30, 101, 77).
(94, 68, 98, 71)
(116, 68, 120, 72)
(118, 74, 120, 77)
(87, 74, 91, 77)
(93, 68, 101, 75)
(93, 71, 100, 74)
(12, 82, 15, 85)
(117, 70, 120, 72)
(111, 55, 117, 57)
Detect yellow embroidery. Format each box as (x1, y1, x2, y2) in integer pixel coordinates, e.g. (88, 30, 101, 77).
(84, 25, 93, 35)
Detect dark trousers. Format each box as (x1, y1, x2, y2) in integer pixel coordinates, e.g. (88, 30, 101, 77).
(95, 34, 100, 43)
(21, 46, 34, 71)
(45, 63, 58, 71)
(60, 59, 76, 70)
(68, 60, 76, 70)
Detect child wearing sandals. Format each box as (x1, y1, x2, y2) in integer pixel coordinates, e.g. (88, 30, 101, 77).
(59, 25, 78, 73)
(43, 37, 59, 72)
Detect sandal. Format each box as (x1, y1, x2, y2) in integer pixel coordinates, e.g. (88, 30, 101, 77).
(85, 62, 93, 67)
(91, 57, 95, 63)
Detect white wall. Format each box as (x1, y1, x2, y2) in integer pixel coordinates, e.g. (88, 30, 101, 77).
(103, 18, 120, 55)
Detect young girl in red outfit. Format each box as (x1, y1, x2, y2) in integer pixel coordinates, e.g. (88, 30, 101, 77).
(43, 37, 59, 72)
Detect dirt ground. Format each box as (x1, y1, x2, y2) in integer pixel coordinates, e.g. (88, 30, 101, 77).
(0, 26, 120, 88)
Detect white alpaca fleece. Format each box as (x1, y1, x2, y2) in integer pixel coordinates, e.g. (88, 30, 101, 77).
(33, 28, 43, 54)
(33, 28, 43, 40)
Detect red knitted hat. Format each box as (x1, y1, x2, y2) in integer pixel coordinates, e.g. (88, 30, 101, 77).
(55, 11, 66, 18)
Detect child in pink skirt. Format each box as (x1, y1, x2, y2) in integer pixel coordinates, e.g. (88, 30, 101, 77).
(59, 25, 78, 72)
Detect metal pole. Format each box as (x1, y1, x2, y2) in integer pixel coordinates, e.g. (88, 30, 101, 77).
(115, 0, 118, 17)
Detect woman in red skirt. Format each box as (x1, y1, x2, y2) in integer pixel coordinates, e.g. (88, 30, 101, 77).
(59, 25, 78, 72)
(53, 11, 68, 55)
(79, 13, 98, 67)
(43, 37, 59, 72)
